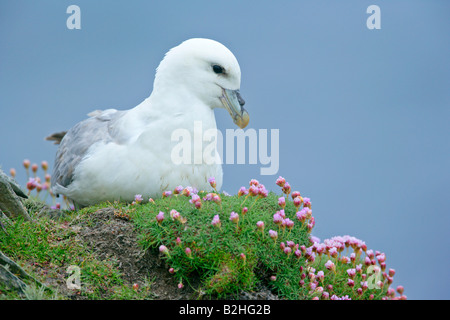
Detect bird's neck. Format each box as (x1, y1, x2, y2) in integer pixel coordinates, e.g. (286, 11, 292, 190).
(133, 87, 217, 131)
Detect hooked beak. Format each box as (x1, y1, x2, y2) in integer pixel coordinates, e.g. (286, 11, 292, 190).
(219, 89, 250, 129)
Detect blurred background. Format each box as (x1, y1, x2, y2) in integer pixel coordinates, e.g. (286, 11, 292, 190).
(1, 0, 449, 299)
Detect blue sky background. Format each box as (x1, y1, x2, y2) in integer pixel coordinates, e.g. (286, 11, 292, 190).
(1, 1, 449, 299)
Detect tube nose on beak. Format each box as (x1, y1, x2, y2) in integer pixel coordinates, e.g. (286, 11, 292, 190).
(236, 90, 245, 107)
(220, 88, 250, 129)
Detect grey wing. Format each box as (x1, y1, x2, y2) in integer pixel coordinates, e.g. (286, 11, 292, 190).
(51, 109, 125, 194)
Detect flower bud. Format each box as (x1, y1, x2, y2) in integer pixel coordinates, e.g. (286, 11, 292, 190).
(23, 159, 30, 169)
(256, 221, 265, 231)
(396, 285, 404, 295)
(269, 230, 278, 241)
(159, 245, 169, 255)
(278, 197, 286, 208)
(156, 211, 165, 224)
(41, 161, 48, 171)
(389, 269, 396, 277)
(229, 211, 239, 223)
(208, 177, 216, 189)
(275, 176, 285, 187)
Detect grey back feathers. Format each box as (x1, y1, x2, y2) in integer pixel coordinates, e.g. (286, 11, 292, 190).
(50, 109, 125, 193)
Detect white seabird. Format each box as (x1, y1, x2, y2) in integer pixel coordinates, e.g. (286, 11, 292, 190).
(50, 38, 249, 208)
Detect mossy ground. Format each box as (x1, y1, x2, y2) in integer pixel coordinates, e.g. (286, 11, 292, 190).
(0, 185, 399, 300)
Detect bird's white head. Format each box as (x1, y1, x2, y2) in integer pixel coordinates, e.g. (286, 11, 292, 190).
(154, 38, 249, 129)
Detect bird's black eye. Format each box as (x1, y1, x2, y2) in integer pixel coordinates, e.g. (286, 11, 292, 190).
(212, 64, 225, 74)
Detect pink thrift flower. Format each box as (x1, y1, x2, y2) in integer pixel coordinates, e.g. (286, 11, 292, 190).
(182, 187, 191, 197)
(156, 211, 165, 224)
(276, 176, 286, 187)
(304, 207, 312, 219)
(23, 159, 30, 169)
(396, 286, 404, 295)
(281, 182, 291, 195)
(229, 211, 239, 223)
(162, 190, 172, 198)
(269, 229, 278, 241)
(170, 209, 180, 221)
(303, 197, 311, 207)
(208, 177, 216, 189)
(293, 196, 302, 208)
(41, 161, 48, 171)
(325, 260, 335, 271)
(347, 268, 356, 279)
(248, 185, 259, 196)
(258, 184, 268, 198)
(238, 186, 248, 197)
(285, 218, 294, 229)
(328, 247, 338, 258)
(211, 214, 221, 227)
(256, 221, 265, 231)
(273, 212, 283, 225)
(284, 247, 292, 255)
(387, 288, 395, 297)
(389, 269, 396, 277)
(212, 194, 221, 204)
(242, 207, 248, 215)
(356, 264, 363, 273)
(377, 281, 384, 289)
(340, 256, 350, 264)
(178, 283, 184, 289)
(296, 210, 307, 222)
(316, 271, 324, 281)
(134, 194, 143, 203)
(376, 253, 386, 263)
(278, 197, 286, 208)
(295, 249, 302, 258)
(174, 185, 183, 194)
(189, 194, 200, 204)
(26, 178, 37, 191)
(185, 247, 192, 257)
(159, 245, 169, 255)
(291, 191, 301, 199)
(249, 179, 259, 186)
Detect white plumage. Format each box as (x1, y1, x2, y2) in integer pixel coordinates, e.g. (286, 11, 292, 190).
(50, 38, 249, 207)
